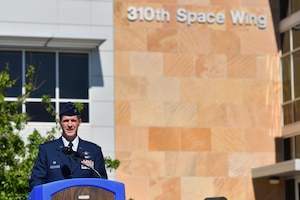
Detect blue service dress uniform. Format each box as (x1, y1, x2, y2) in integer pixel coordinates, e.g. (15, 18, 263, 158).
(29, 137, 108, 191)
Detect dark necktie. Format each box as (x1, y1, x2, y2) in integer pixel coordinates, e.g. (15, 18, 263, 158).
(68, 142, 74, 167)
(68, 142, 73, 150)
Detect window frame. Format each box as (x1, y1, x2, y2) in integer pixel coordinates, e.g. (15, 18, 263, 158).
(1, 48, 91, 123)
(280, 1, 300, 128)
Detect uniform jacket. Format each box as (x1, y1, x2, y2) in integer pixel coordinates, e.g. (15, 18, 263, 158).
(29, 137, 108, 191)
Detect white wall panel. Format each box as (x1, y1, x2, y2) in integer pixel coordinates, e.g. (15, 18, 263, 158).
(91, 101, 114, 126)
(0, 0, 58, 23)
(58, 0, 91, 25)
(90, 77, 114, 101)
(91, 1, 113, 26)
(90, 127, 115, 151)
(0, 23, 57, 35)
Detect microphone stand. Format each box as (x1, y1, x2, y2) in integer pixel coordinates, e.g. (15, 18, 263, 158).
(70, 154, 102, 178)
(62, 146, 102, 178)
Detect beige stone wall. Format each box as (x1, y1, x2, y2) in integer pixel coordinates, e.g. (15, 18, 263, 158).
(114, 0, 281, 199)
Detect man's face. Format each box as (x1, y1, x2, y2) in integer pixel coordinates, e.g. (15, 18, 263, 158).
(60, 115, 81, 141)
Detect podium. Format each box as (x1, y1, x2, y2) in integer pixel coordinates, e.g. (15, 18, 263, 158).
(27, 178, 125, 200)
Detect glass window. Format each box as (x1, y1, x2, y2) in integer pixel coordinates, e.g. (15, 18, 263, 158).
(282, 55, 292, 102)
(280, 0, 290, 19)
(25, 51, 56, 98)
(293, 51, 300, 98)
(285, 179, 295, 200)
(281, 31, 290, 54)
(59, 53, 88, 99)
(0, 51, 22, 97)
(283, 103, 293, 125)
(292, 26, 300, 50)
(1, 50, 90, 122)
(295, 100, 300, 122)
(292, 0, 300, 14)
(295, 135, 300, 158)
(26, 102, 56, 122)
(283, 137, 294, 160)
(280, 3, 300, 126)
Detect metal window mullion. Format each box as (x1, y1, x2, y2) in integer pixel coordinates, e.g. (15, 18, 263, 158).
(22, 50, 26, 113)
(88, 51, 92, 123)
(55, 51, 59, 117)
(289, 27, 296, 123)
(291, 55, 295, 123)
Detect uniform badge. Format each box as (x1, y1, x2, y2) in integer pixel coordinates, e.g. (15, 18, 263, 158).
(83, 151, 90, 159)
(81, 159, 94, 169)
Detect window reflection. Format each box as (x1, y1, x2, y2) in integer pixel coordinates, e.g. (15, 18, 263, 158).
(292, 25, 300, 50)
(25, 52, 56, 98)
(0, 51, 22, 97)
(284, 137, 294, 160)
(59, 53, 89, 99)
(283, 135, 300, 160)
(295, 100, 300, 122)
(281, 31, 290, 54)
(282, 55, 292, 102)
(295, 135, 300, 158)
(293, 51, 300, 98)
(283, 103, 293, 125)
(292, 0, 300, 14)
(26, 102, 56, 122)
(280, 0, 290, 19)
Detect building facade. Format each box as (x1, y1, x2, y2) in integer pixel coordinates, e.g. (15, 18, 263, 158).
(114, 0, 283, 200)
(0, 0, 116, 180)
(1, 0, 299, 199)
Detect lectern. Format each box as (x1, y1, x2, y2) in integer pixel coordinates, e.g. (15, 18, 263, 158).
(27, 178, 125, 200)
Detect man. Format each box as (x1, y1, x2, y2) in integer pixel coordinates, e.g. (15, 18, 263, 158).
(29, 102, 108, 191)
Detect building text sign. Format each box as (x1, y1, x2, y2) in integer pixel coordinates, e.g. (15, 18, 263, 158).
(127, 6, 267, 29)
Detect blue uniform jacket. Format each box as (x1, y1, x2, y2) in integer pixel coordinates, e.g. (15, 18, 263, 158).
(29, 137, 108, 191)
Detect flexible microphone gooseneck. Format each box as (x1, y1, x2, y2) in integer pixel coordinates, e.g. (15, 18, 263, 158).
(62, 146, 85, 159)
(62, 146, 102, 178)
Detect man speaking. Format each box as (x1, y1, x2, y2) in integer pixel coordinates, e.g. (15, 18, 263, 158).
(29, 102, 108, 191)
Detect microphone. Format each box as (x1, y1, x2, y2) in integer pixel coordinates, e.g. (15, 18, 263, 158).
(62, 146, 102, 178)
(62, 146, 85, 159)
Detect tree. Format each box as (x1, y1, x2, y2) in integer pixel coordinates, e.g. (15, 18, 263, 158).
(0, 65, 120, 200)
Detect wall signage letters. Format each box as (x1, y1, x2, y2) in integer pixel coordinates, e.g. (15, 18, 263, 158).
(127, 6, 267, 29)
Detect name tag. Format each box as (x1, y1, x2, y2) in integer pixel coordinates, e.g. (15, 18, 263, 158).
(50, 165, 60, 169)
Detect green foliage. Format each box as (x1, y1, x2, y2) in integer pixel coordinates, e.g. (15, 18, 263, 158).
(0, 65, 35, 200)
(0, 66, 120, 200)
(104, 156, 121, 172)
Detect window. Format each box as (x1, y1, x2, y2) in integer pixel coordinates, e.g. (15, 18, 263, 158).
(283, 137, 294, 160)
(285, 179, 296, 200)
(0, 50, 89, 122)
(292, 0, 300, 14)
(280, 0, 290, 20)
(283, 135, 300, 160)
(280, 0, 300, 20)
(281, 37, 300, 125)
(280, 0, 300, 126)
